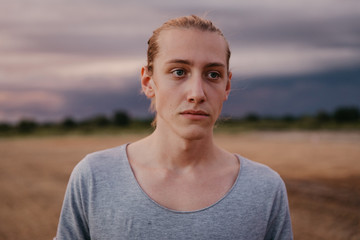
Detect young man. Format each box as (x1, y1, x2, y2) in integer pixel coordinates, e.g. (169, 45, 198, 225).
(55, 15, 293, 239)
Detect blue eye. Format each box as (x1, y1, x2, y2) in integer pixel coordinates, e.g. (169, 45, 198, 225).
(208, 71, 220, 79)
(172, 69, 185, 77)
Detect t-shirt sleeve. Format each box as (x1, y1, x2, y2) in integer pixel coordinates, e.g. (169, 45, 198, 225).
(264, 179, 293, 240)
(55, 158, 92, 240)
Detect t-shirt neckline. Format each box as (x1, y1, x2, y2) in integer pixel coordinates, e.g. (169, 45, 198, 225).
(122, 143, 243, 214)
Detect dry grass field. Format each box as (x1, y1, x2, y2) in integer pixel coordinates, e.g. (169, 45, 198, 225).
(0, 131, 359, 239)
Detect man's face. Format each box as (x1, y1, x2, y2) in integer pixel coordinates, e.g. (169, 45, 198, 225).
(143, 28, 231, 140)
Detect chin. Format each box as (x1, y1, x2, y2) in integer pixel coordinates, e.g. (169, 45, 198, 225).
(177, 125, 212, 141)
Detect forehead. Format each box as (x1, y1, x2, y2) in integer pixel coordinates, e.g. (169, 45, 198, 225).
(155, 28, 228, 66)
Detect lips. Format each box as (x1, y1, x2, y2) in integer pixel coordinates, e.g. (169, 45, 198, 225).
(180, 110, 209, 116)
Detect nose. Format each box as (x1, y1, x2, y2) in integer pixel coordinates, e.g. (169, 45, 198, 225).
(187, 75, 206, 104)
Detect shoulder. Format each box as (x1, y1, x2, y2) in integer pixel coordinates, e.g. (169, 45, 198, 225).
(85, 144, 128, 163)
(71, 144, 129, 180)
(235, 155, 286, 194)
(238, 155, 281, 180)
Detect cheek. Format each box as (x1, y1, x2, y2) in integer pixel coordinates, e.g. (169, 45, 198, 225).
(154, 90, 174, 110)
(211, 89, 227, 110)
(210, 86, 227, 100)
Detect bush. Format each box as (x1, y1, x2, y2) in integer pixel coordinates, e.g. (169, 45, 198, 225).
(16, 119, 38, 133)
(61, 117, 77, 129)
(244, 113, 260, 122)
(113, 111, 130, 126)
(0, 123, 12, 134)
(316, 110, 331, 122)
(333, 107, 360, 122)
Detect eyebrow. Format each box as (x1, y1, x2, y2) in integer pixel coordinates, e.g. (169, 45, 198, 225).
(165, 59, 226, 68)
(205, 62, 226, 68)
(166, 59, 193, 65)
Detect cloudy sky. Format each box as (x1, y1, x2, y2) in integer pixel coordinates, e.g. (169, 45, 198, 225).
(1, 0, 359, 122)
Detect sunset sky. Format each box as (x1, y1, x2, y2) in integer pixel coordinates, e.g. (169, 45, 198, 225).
(1, 0, 359, 122)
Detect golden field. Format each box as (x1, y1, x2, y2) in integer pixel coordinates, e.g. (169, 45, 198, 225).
(0, 131, 359, 239)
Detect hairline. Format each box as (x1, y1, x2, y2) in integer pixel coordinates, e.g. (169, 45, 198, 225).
(154, 27, 231, 72)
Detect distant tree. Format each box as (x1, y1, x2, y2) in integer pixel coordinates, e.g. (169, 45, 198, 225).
(113, 111, 130, 126)
(90, 115, 111, 127)
(316, 110, 331, 122)
(61, 117, 77, 129)
(17, 119, 38, 133)
(282, 114, 296, 122)
(262, 116, 276, 121)
(0, 122, 12, 134)
(333, 107, 360, 122)
(244, 113, 260, 122)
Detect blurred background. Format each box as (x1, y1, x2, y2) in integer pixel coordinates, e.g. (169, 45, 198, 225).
(1, 0, 359, 124)
(1, 1, 360, 240)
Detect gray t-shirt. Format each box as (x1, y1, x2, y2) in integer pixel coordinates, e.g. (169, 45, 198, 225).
(55, 144, 293, 240)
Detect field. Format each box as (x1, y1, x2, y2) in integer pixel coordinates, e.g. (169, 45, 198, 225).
(0, 131, 359, 239)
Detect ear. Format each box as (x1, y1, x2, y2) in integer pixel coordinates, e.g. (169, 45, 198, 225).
(224, 71, 232, 101)
(141, 66, 155, 98)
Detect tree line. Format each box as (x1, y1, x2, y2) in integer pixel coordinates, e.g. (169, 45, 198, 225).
(0, 107, 359, 136)
(0, 110, 138, 135)
(240, 106, 360, 123)
(219, 106, 360, 131)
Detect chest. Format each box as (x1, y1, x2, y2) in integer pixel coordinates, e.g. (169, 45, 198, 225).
(87, 194, 269, 240)
(133, 167, 239, 212)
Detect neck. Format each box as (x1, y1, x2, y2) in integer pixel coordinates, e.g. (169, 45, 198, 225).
(142, 126, 218, 170)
